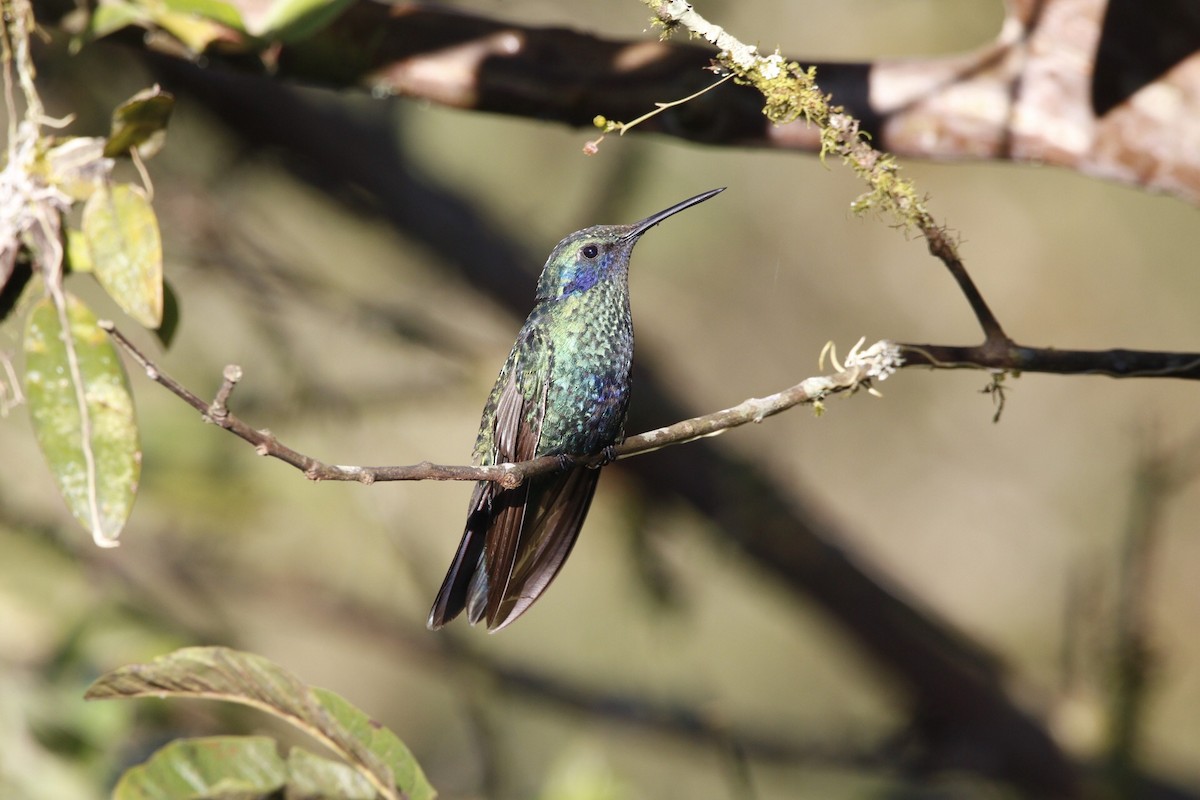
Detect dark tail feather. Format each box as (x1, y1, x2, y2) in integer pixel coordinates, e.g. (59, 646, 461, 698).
(427, 484, 490, 629)
(487, 466, 600, 631)
(430, 468, 601, 631)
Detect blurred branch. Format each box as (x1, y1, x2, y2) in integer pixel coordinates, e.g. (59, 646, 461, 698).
(43, 0, 1200, 203)
(102, 320, 898, 487)
(194, 566, 904, 775)
(78, 499, 1200, 799)
(1105, 430, 1200, 797)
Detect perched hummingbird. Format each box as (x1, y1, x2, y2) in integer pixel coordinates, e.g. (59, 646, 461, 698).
(427, 188, 724, 632)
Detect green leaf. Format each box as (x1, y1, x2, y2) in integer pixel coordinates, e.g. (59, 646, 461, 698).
(150, 7, 239, 52)
(83, 183, 163, 328)
(79, 0, 241, 52)
(65, 228, 93, 273)
(105, 87, 176, 160)
(310, 688, 435, 800)
(113, 736, 287, 800)
(287, 747, 376, 800)
(161, 0, 246, 30)
(24, 294, 140, 547)
(85, 647, 437, 800)
(85, 2, 146, 40)
(252, 0, 353, 42)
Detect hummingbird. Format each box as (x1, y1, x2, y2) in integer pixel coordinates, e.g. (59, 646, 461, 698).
(427, 188, 724, 632)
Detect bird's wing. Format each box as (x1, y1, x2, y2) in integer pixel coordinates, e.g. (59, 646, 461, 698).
(480, 357, 545, 625)
(427, 332, 546, 630)
(482, 324, 607, 629)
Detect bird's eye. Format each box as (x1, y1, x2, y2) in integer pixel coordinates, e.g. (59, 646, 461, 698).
(581, 244, 599, 259)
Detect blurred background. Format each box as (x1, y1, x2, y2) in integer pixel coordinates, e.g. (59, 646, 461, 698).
(3, 1, 1200, 797)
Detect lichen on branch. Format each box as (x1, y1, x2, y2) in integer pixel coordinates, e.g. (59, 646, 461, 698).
(645, 0, 931, 232)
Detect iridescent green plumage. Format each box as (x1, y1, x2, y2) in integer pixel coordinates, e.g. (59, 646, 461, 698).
(428, 188, 724, 631)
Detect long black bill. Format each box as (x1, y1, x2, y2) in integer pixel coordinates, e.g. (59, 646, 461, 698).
(619, 187, 725, 242)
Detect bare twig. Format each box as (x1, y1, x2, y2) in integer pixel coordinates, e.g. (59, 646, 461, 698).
(101, 321, 900, 487)
(105, 309, 1200, 500)
(584, 72, 735, 154)
(924, 224, 1007, 345)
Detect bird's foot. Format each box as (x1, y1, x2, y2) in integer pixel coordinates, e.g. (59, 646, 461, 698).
(589, 445, 619, 469)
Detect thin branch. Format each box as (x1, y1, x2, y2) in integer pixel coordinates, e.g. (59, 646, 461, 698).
(648, 1, 1200, 388)
(898, 341, 1200, 379)
(1, 0, 18, 157)
(101, 321, 900, 487)
(924, 224, 1008, 345)
(585, 72, 736, 154)
(643, 0, 1196, 383)
(105, 310, 1200, 500)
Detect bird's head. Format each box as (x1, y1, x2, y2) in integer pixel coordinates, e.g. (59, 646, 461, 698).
(534, 188, 724, 302)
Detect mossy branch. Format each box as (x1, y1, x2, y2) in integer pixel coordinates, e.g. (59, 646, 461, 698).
(644, 1, 1006, 343)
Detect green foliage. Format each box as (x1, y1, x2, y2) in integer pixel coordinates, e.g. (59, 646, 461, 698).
(23, 294, 140, 547)
(105, 87, 176, 160)
(82, 183, 164, 328)
(253, 0, 355, 43)
(87, 647, 437, 800)
(80, 0, 236, 53)
(113, 737, 289, 799)
(111, 736, 379, 799)
(2, 74, 172, 545)
(70, 0, 355, 52)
